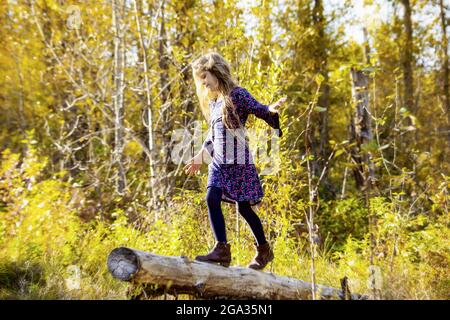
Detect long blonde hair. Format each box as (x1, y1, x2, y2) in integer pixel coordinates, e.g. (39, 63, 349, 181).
(192, 52, 242, 129)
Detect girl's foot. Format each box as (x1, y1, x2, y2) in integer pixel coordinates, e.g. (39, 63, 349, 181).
(195, 242, 231, 267)
(247, 242, 274, 270)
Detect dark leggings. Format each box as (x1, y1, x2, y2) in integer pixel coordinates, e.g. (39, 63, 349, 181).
(206, 186, 267, 245)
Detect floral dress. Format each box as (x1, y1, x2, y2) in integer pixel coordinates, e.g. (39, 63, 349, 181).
(202, 86, 282, 206)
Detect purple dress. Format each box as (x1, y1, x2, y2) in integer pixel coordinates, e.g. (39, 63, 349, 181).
(202, 86, 282, 206)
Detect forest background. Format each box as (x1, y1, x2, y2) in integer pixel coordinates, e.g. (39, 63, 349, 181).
(0, 0, 448, 299)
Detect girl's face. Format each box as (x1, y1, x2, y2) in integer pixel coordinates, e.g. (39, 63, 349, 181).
(198, 70, 219, 93)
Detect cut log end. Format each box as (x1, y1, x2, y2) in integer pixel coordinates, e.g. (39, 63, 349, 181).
(107, 247, 140, 281)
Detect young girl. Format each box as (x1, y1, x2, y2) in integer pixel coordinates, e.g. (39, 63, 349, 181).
(184, 52, 286, 270)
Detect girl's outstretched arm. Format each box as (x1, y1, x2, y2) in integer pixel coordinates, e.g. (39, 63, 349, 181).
(184, 127, 212, 174)
(232, 87, 283, 137)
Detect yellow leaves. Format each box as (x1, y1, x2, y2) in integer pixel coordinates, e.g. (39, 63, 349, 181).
(315, 73, 325, 86)
(334, 149, 344, 158)
(46, 0, 62, 12)
(123, 140, 143, 157)
(0, 148, 21, 177)
(180, 37, 190, 48)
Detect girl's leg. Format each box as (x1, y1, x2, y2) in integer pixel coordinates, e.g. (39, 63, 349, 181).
(206, 186, 227, 243)
(236, 201, 267, 246)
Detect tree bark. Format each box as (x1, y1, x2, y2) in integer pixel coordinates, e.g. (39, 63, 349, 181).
(363, 27, 371, 65)
(439, 0, 450, 127)
(312, 0, 333, 197)
(132, 0, 158, 211)
(256, 0, 273, 69)
(112, 0, 127, 194)
(349, 68, 375, 189)
(350, 68, 379, 299)
(107, 247, 368, 300)
(173, 0, 196, 128)
(158, 0, 176, 209)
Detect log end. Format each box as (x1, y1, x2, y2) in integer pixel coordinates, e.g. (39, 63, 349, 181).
(107, 247, 140, 281)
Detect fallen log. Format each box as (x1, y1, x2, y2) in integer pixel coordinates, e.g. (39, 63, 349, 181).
(107, 247, 368, 300)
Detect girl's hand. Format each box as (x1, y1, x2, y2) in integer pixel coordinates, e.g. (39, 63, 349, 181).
(183, 153, 203, 175)
(269, 96, 287, 113)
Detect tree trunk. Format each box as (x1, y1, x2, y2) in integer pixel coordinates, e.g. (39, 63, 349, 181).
(350, 68, 379, 299)
(347, 27, 373, 190)
(439, 0, 450, 127)
(132, 0, 158, 211)
(107, 247, 368, 300)
(312, 0, 333, 197)
(256, 0, 273, 69)
(349, 68, 375, 189)
(158, 0, 176, 209)
(363, 27, 371, 65)
(112, 0, 127, 195)
(173, 0, 196, 128)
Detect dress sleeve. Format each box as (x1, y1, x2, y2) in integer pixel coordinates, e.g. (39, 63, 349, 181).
(202, 126, 214, 157)
(232, 87, 282, 137)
